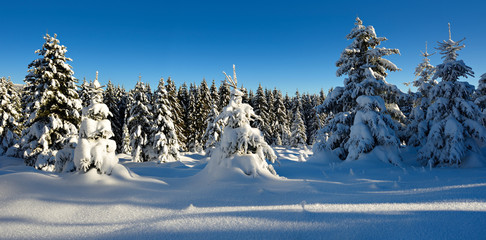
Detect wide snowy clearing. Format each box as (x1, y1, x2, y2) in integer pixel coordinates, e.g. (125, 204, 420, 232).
(1, 147, 486, 239)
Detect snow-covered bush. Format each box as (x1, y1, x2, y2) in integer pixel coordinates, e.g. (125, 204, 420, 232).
(205, 65, 277, 177)
(73, 76, 118, 174)
(20, 33, 82, 171)
(418, 25, 485, 167)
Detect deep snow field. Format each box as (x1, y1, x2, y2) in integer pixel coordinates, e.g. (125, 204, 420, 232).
(1, 147, 486, 240)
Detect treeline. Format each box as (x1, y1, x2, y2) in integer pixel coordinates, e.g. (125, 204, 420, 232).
(0, 34, 326, 171)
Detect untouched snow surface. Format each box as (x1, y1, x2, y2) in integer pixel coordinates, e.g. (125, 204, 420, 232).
(1, 147, 486, 239)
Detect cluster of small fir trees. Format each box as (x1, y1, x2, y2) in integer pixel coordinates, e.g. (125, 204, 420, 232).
(315, 18, 486, 167)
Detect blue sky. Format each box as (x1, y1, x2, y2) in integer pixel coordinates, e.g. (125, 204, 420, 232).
(2, 0, 485, 95)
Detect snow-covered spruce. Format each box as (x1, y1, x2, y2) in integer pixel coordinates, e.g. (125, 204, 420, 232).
(314, 17, 402, 163)
(73, 74, 118, 174)
(290, 91, 307, 147)
(252, 84, 273, 145)
(202, 103, 222, 156)
(474, 73, 486, 113)
(406, 42, 438, 147)
(166, 77, 186, 150)
(0, 77, 21, 156)
(126, 79, 153, 162)
(205, 65, 278, 177)
(346, 96, 401, 164)
(20, 33, 82, 171)
(177, 83, 190, 151)
(195, 79, 212, 150)
(186, 83, 203, 152)
(149, 78, 180, 162)
(78, 78, 91, 108)
(272, 89, 291, 146)
(302, 93, 321, 145)
(418, 25, 485, 167)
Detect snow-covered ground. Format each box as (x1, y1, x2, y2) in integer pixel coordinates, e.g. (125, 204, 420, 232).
(1, 147, 486, 239)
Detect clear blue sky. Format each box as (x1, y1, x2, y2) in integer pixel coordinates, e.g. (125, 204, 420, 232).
(2, 0, 485, 95)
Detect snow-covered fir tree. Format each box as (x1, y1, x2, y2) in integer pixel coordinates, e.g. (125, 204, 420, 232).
(272, 89, 291, 146)
(248, 89, 255, 108)
(252, 84, 273, 144)
(78, 78, 91, 108)
(407, 42, 438, 146)
(186, 83, 202, 152)
(302, 93, 320, 145)
(126, 78, 153, 162)
(103, 80, 125, 153)
(319, 88, 326, 105)
(346, 95, 401, 164)
(73, 73, 118, 174)
(241, 85, 250, 104)
(218, 81, 231, 112)
(0, 77, 21, 156)
(205, 65, 277, 177)
(177, 83, 190, 150)
(121, 123, 131, 154)
(474, 73, 486, 112)
(209, 80, 219, 106)
(418, 24, 485, 167)
(166, 77, 186, 150)
(149, 78, 180, 162)
(265, 88, 276, 145)
(202, 104, 221, 155)
(314, 17, 402, 162)
(20, 33, 82, 171)
(290, 91, 307, 147)
(203, 81, 223, 155)
(196, 79, 212, 149)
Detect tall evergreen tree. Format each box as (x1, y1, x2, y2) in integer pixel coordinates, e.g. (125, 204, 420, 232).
(150, 78, 180, 162)
(78, 78, 91, 108)
(20, 33, 82, 171)
(126, 79, 153, 162)
(166, 77, 186, 150)
(315, 17, 402, 163)
(178, 83, 190, 150)
(252, 84, 273, 144)
(407, 42, 438, 146)
(302, 93, 320, 145)
(218, 81, 231, 112)
(103, 80, 124, 153)
(241, 85, 249, 104)
(290, 91, 307, 147)
(196, 79, 212, 148)
(209, 80, 220, 107)
(265, 88, 276, 144)
(0, 77, 21, 156)
(272, 89, 290, 146)
(418, 24, 484, 167)
(475, 73, 486, 112)
(186, 83, 201, 151)
(202, 104, 221, 155)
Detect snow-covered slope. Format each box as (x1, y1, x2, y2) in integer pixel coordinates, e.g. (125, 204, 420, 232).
(1, 147, 486, 239)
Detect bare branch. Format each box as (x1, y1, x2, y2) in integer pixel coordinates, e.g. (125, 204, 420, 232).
(223, 64, 238, 89)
